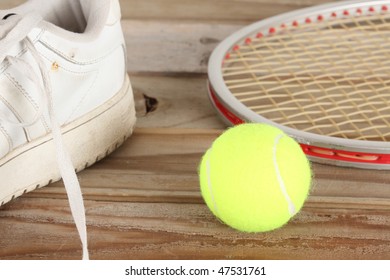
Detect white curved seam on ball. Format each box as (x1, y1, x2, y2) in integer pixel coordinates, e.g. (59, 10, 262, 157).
(273, 134, 296, 216)
(206, 149, 220, 216)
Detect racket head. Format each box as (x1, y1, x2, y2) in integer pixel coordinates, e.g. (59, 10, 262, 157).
(208, 0, 390, 169)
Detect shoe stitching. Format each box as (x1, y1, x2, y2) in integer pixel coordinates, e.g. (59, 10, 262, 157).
(0, 29, 44, 74)
(39, 37, 123, 65)
(0, 123, 12, 153)
(0, 90, 26, 126)
(66, 70, 99, 124)
(37, 47, 99, 75)
(6, 71, 50, 129)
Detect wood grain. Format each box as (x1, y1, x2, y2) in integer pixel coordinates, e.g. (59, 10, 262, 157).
(1, 0, 390, 261)
(0, 0, 337, 22)
(1, 128, 390, 259)
(123, 20, 241, 74)
(132, 75, 225, 128)
(0, 0, 24, 9)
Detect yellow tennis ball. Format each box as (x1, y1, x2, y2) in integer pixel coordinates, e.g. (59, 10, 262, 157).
(199, 123, 311, 232)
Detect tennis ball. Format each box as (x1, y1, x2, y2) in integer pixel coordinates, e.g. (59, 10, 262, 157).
(199, 123, 311, 232)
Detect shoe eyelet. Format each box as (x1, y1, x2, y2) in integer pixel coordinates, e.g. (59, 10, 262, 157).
(51, 61, 59, 71)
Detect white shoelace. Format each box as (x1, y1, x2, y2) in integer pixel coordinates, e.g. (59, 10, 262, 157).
(0, 14, 89, 260)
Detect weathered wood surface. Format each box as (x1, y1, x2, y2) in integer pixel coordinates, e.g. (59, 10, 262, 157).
(0, 0, 337, 22)
(1, 0, 390, 260)
(123, 21, 241, 74)
(2, 128, 390, 259)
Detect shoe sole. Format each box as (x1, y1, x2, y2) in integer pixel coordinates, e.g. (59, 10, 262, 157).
(0, 75, 136, 206)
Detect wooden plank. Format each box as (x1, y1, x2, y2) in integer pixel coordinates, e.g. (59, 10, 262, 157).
(132, 75, 226, 129)
(1, 128, 390, 259)
(119, 0, 306, 22)
(4, 12, 345, 74)
(123, 20, 241, 74)
(0, 0, 24, 9)
(1, 0, 389, 262)
(0, 0, 338, 22)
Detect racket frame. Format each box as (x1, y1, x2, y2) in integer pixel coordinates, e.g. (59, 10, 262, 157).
(208, 0, 390, 169)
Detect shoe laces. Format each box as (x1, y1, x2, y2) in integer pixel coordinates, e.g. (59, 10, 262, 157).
(0, 14, 89, 260)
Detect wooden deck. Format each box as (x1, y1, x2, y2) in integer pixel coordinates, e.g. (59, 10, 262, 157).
(1, 0, 390, 260)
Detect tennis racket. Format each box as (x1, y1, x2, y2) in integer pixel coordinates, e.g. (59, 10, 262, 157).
(208, 0, 390, 170)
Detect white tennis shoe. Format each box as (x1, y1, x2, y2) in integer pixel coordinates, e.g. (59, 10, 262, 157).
(0, 0, 136, 259)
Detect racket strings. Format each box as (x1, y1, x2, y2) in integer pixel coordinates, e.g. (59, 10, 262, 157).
(280, 22, 361, 138)
(319, 15, 390, 140)
(223, 11, 390, 141)
(226, 14, 390, 57)
(331, 13, 390, 139)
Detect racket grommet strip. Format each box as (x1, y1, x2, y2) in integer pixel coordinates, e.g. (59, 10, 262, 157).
(301, 144, 383, 164)
(208, 0, 390, 169)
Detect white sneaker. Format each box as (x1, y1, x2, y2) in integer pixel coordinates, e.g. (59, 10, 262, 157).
(0, 0, 136, 259)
